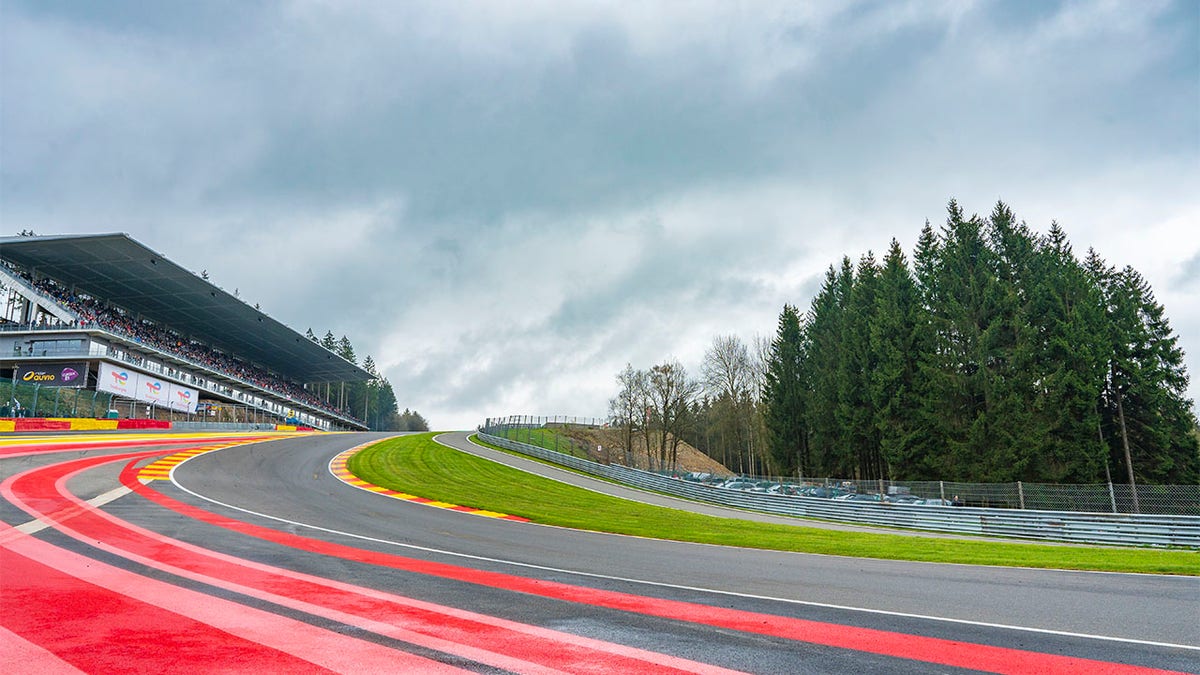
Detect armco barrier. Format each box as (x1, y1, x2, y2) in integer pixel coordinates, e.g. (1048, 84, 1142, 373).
(113, 419, 172, 430)
(478, 432, 1200, 548)
(11, 418, 72, 431)
(172, 421, 278, 432)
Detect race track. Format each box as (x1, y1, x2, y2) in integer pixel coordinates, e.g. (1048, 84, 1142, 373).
(2, 431, 1197, 674)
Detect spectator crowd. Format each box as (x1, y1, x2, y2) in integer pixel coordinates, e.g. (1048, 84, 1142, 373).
(17, 274, 361, 423)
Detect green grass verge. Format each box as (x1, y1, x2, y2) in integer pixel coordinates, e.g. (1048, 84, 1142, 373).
(492, 426, 588, 458)
(347, 432, 1199, 575)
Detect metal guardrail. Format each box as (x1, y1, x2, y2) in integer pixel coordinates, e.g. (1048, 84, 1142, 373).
(478, 432, 1200, 548)
(171, 421, 282, 432)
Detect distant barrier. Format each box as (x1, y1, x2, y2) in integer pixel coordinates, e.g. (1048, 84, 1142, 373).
(477, 426, 1200, 548)
(0, 417, 170, 432)
(484, 415, 1200, 516)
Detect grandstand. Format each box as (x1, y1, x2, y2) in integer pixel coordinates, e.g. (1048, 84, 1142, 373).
(0, 233, 371, 430)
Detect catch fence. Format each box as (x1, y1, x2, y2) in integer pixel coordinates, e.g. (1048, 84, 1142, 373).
(2, 376, 115, 419)
(482, 415, 1199, 516)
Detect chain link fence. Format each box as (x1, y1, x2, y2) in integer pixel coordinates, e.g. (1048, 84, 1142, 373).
(482, 415, 605, 459)
(483, 415, 1200, 516)
(2, 376, 115, 419)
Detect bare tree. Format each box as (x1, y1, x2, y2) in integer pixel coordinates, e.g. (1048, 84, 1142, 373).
(747, 333, 773, 475)
(646, 359, 700, 472)
(702, 335, 757, 473)
(609, 362, 648, 468)
(607, 364, 647, 466)
(749, 333, 772, 402)
(702, 335, 752, 401)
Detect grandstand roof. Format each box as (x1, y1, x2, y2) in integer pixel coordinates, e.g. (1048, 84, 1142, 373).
(0, 233, 371, 383)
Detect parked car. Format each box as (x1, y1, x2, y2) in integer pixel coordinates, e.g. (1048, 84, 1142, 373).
(838, 493, 882, 502)
(806, 486, 848, 499)
(768, 483, 804, 496)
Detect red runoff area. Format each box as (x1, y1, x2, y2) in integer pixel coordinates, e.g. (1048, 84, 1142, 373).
(3, 449, 742, 674)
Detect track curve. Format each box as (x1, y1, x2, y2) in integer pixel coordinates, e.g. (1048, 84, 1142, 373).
(3, 431, 1197, 674)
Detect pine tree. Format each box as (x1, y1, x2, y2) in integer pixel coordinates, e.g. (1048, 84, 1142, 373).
(398, 409, 430, 431)
(870, 239, 926, 479)
(922, 201, 1020, 480)
(981, 202, 1041, 480)
(763, 305, 808, 475)
(337, 335, 357, 365)
(374, 377, 399, 431)
(838, 252, 882, 479)
(1094, 261, 1200, 488)
(1025, 225, 1107, 481)
(804, 263, 850, 476)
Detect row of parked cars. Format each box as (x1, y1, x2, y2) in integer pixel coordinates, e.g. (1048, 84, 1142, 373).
(679, 473, 959, 506)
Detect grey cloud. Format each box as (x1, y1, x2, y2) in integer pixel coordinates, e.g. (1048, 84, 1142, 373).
(7, 0, 1194, 233)
(1177, 251, 1200, 289)
(3, 1, 1198, 428)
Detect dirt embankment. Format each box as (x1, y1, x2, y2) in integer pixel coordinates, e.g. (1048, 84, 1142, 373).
(550, 424, 731, 475)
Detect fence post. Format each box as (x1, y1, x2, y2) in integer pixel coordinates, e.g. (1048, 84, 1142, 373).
(1017, 481, 1026, 510)
(1107, 482, 1117, 514)
(939, 481, 946, 503)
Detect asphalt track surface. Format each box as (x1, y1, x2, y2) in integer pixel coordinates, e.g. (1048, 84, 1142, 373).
(2, 431, 1197, 674)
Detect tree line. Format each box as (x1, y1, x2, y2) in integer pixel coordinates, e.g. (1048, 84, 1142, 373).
(305, 328, 429, 432)
(607, 201, 1198, 485)
(763, 201, 1198, 484)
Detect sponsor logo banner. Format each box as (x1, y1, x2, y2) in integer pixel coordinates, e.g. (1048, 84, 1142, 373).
(98, 362, 135, 398)
(141, 375, 171, 406)
(16, 363, 88, 387)
(97, 362, 199, 413)
(169, 385, 198, 414)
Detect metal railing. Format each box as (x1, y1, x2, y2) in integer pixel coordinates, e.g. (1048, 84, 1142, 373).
(477, 425, 1200, 548)
(2, 377, 115, 419)
(483, 416, 1200, 516)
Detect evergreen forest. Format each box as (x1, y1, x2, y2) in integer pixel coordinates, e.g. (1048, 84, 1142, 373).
(761, 201, 1199, 485)
(304, 328, 428, 432)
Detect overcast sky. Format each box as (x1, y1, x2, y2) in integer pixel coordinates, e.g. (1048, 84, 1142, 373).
(2, 0, 1198, 430)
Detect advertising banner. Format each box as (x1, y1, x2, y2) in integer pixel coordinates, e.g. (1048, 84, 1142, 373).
(98, 362, 136, 399)
(167, 383, 199, 414)
(97, 362, 199, 413)
(14, 363, 87, 387)
(140, 374, 172, 408)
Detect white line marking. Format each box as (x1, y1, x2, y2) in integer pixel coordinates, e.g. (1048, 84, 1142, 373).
(7, 485, 133, 538)
(161, 441, 1200, 653)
